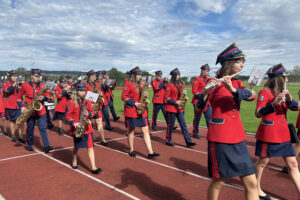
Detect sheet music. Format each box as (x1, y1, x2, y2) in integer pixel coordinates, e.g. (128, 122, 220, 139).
(85, 91, 99, 103)
(248, 67, 266, 86)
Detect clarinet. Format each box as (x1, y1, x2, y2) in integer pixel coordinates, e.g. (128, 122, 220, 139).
(204, 70, 244, 90)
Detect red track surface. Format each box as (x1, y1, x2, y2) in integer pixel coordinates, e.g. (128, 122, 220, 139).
(0, 116, 299, 200)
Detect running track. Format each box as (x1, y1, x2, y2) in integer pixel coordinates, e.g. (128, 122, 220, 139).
(0, 116, 298, 200)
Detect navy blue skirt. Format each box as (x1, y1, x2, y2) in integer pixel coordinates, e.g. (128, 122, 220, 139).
(73, 133, 95, 148)
(255, 140, 295, 157)
(125, 117, 148, 129)
(5, 109, 21, 121)
(208, 140, 256, 178)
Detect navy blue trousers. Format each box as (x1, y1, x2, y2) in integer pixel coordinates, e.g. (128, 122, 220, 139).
(101, 105, 111, 129)
(46, 108, 55, 127)
(152, 103, 168, 128)
(26, 114, 50, 148)
(108, 99, 118, 119)
(166, 112, 192, 144)
(193, 105, 212, 135)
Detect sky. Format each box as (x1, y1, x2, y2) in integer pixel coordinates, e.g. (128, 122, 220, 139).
(0, 0, 300, 77)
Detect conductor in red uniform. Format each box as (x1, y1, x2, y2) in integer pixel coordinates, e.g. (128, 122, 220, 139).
(192, 64, 212, 138)
(121, 66, 160, 158)
(198, 43, 258, 200)
(17, 69, 53, 153)
(255, 63, 300, 199)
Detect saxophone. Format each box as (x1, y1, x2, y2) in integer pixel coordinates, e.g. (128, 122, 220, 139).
(74, 101, 90, 138)
(177, 89, 189, 110)
(16, 87, 48, 125)
(137, 82, 150, 116)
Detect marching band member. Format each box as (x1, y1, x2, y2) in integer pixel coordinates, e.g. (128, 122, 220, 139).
(121, 66, 160, 158)
(151, 70, 169, 131)
(17, 69, 53, 153)
(100, 73, 113, 131)
(86, 70, 108, 145)
(2, 70, 25, 143)
(164, 68, 197, 147)
(54, 77, 69, 135)
(66, 74, 74, 87)
(43, 76, 55, 129)
(94, 71, 108, 145)
(66, 82, 102, 174)
(198, 43, 258, 200)
(255, 64, 300, 199)
(192, 64, 212, 139)
(104, 72, 120, 122)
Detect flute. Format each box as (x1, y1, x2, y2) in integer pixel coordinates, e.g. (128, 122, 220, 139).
(204, 70, 244, 90)
(282, 81, 286, 102)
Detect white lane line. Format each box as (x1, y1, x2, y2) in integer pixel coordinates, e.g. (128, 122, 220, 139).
(33, 148, 140, 200)
(0, 194, 5, 200)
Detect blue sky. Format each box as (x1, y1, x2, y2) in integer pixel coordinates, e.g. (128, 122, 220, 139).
(0, 0, 299, 77)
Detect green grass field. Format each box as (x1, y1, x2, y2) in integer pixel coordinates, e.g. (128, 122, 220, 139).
(111, 83, 300, 133)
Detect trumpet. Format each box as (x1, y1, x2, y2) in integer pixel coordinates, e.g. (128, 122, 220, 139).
(204, 70, 244, 90)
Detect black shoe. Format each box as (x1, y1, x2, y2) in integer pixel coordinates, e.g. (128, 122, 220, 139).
(18, 138, 26, 144)
(193, 135, 202, 139)
(104, 127, 113, 131)
(259, 194, 271, 200)
(173, 126, 177, 130)
(11, 138, 17, 142)
(152, 126, 158, 131)
(129, 151, 136, 157)
(47, 124, 54, 130)
(113, 116, 120, 121)
(186, 142, 197, 147)
(91, 168, 102, 174)
(58, 128, 63, 136)
(100, 141, 108, 146)
(25, 146, 34, 151)
(44, 146, 53, 153)
(148, 152, 160, 159)
(71, 164, 78, 169)
(3, 131, 9, 136)
(165, 142, 175, 147)
(281, 166, 288, 174)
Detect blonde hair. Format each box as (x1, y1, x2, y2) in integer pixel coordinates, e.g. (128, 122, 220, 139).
(264, 76, 285, 96)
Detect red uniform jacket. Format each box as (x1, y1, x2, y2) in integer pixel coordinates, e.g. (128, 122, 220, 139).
(54, 86, 68, 113)
(192, 76, 211, 113)
(0, 93, 4, 113)
(86, 82, 104, 117)
(165, 82, 184, 113)
(2, 81, 19, 109)
(103, 83, 114, 102)
(66, 99, 94, 135)
(151, 79, 166, 104)
(17, 81, 50, 116)
(256, 89, 292, 143)
(207, 79, 255, 143)
(121, 81, 147, 118)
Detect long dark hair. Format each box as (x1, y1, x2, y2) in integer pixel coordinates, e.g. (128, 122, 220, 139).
(264, 76, 286, 96)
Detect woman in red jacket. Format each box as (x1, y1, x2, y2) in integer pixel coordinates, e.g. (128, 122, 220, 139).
(66, 82, 101, 174)
(121, 66, 160, 159)
(198, 43, 258, 200)
(255, 63, 300, 199)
